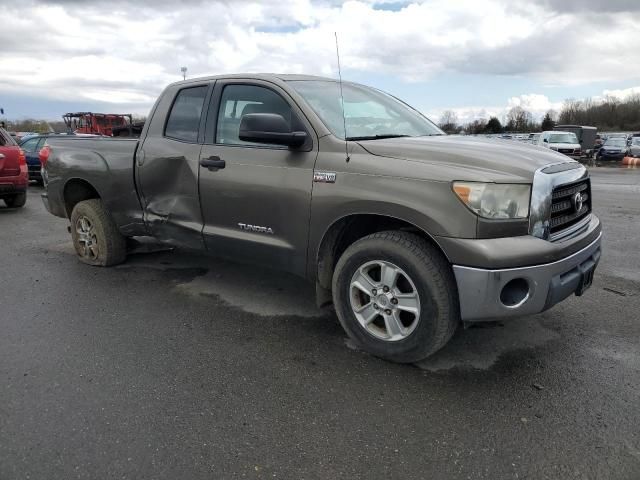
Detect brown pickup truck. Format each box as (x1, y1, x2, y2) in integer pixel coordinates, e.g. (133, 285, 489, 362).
(40, 74, 602, 362)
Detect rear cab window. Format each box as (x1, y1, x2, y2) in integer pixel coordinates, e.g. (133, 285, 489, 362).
(164, 86, 208, 142)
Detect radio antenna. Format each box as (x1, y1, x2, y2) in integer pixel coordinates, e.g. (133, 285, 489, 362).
(334, 32, 350, 162)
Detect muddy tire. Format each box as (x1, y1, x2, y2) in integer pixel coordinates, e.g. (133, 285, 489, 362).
(4, 192, 27, 208)
(70, 199, 126, 266)
(332, 231, 459, 363)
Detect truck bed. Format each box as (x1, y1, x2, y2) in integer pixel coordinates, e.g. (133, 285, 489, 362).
(42, 137, 147, 236)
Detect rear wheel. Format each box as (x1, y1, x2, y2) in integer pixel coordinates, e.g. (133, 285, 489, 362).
(332, 231, 459, 363)
(4, 192, 27, 208)
(70, 199, 126, 266)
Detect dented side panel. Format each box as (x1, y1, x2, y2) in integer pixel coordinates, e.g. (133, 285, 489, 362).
(136, 138, 204, 249)
(135, 81, 212, 250)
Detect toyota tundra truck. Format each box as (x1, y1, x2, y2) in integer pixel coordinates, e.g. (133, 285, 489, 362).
(40, 74, 602, 363)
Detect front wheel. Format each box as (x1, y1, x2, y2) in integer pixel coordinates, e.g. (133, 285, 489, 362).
(70, 199, 127, 266)
(332, 231, 459, 363)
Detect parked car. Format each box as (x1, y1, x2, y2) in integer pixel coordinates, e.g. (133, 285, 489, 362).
(0, 127, 28, 207)
(553, 125, 596, 155)
(19, 134, 50, 184)
(626, 137, 640, 158)
(595, 137, 628, 161)
(40, 74, 601, 363)
(528, 133, 541, 144)
(538, 131, 582, 159)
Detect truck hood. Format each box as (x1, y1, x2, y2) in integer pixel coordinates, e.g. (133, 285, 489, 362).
(356, 135, 575, 182)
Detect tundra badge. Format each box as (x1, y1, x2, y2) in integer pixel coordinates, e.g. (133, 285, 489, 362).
(238, 223, 274, 234)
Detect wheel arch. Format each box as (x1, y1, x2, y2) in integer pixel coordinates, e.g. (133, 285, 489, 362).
(63, 177, 102, 218)
(314, 213, 452, 303)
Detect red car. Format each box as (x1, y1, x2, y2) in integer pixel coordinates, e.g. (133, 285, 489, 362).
(0, 127, 28, 208)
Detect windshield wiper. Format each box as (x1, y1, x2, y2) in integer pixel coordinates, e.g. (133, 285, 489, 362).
(346, 134, 412, 141)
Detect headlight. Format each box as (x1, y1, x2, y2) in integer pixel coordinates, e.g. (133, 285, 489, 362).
(453, 182, 531, 219)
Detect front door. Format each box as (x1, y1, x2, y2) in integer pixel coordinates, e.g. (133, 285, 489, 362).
(198, 80, 317, 276)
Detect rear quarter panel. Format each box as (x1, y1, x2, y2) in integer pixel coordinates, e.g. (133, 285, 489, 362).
(45, 137, 147, 236)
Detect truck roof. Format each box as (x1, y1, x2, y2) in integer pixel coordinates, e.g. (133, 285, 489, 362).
(167, 73, 338, 88)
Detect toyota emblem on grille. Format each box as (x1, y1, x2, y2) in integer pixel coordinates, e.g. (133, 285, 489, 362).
(572, 192, 584, 213)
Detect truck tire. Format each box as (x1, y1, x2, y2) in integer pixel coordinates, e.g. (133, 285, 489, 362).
(4, 192, 27, 208)
(332, 231, 459, 363)
(70, 199, 127, 266)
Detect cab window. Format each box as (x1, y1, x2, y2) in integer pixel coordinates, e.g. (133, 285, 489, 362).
(165, 86, 208, 142)
(216, 84, 299, 146)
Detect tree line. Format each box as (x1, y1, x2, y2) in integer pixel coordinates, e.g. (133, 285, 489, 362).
(438, 94, 640, 135)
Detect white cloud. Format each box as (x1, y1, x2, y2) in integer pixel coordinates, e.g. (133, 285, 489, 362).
(1, 0, 639, 116)
(507, 94, 563, 116)
(600, 86, 640, 101)
(427, 93, 562, 125)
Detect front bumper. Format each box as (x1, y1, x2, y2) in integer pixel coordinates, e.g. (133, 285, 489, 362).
(599, 152, 625, 160)
(453, 232, 602, 322)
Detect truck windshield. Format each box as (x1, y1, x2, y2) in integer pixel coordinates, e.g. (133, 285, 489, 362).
(288, 80, 443, 140)
(549, 133, 579, 144)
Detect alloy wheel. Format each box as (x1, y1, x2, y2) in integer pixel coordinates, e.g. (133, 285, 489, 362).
(349, 260, 421, 341)
(75, 215, 99, 260)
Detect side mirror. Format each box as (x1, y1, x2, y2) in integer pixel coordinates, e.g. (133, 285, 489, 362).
(543, 138, 548, 143)
(239, 113, 307, 148)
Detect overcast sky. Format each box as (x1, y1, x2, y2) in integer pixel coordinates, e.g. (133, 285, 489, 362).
(1, 0, 639, 124)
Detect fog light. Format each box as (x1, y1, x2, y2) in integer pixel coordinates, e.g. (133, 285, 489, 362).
(500, 278, 530, 308)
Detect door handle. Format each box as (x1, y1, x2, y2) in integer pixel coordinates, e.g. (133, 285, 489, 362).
(200, 156, 226, 170)
(0, 153, 4, 159)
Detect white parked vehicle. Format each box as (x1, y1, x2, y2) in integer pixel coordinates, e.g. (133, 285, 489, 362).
(538, 131, 582, 160)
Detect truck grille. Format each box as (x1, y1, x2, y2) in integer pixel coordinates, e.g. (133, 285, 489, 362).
(558, 148, 581, 155)
(549, 178, 591, 237)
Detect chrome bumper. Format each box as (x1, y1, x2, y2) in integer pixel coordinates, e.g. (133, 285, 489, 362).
(453, 232, 602, 322)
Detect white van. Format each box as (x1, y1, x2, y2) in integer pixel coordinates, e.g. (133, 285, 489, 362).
(538, 131, 582, 159)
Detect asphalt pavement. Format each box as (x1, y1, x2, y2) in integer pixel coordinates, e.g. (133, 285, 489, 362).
(1, 167, 639, 479)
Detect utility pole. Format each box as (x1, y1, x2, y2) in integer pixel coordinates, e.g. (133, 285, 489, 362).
(180, 66, 188, 80)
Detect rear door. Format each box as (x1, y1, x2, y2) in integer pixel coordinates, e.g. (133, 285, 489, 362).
(136, 82, 213, 249)
(0, 129, 20, 177)
(197, 80, 317, 276)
